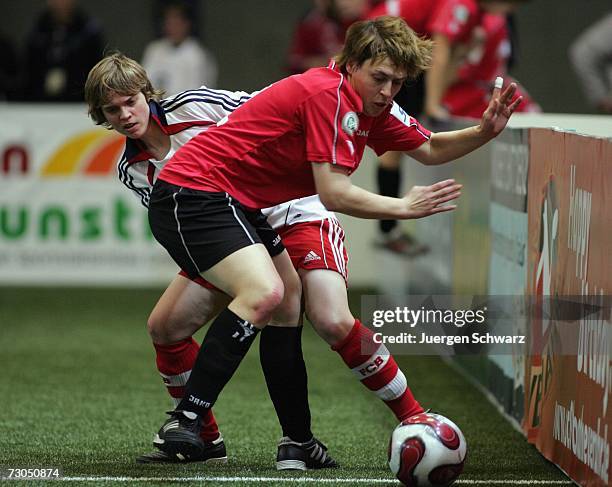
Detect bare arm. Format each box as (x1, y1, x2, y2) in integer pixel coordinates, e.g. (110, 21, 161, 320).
(312, 162, 461, 219)
(424, 34, 455, 119)
(408, 82, 523, 165)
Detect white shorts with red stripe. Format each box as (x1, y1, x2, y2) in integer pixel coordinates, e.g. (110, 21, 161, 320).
(277, 218, 349, 283)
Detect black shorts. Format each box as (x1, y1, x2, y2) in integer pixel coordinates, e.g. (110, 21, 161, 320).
(395, 74, 425, 117)
(148, 180, 284, 278)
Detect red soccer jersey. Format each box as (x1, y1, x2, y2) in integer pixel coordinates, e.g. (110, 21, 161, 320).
(429, 0, 481, 43)
(158, 62, 431, 209)
(367, 0, 481, 43)
(368, 0, 441, 36)
(457, 13, 509, 83)
(442, 14, 540, 117)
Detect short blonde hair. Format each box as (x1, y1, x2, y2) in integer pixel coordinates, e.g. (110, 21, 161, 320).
(84, 53, 165, 127)
(335, 16, 433, 80)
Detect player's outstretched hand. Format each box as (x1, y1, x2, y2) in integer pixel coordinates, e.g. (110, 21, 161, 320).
(479, 78, 523, 138)
(404, 179, 462, 219)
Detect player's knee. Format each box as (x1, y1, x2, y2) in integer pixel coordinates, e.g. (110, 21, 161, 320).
(243, 279, 285, 323)
(147, 309, 194, 344)
(310, 312, 354, 346)
(255, 283, 285, 322)
(146, 310, 171, 344)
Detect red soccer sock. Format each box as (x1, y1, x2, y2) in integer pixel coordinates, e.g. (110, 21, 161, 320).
(332, 319, 424, 422)
(153, 337, 220, 441)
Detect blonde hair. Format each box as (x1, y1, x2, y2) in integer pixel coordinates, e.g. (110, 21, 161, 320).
(335, 16, 433, 80)
(84, 52, 165, 127)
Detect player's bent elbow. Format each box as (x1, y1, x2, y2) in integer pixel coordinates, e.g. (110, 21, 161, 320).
(404, 145, 438, 166)
(318, 190, 343, 212)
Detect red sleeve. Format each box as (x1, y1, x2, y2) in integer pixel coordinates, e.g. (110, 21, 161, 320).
(299, 88, 360, 171)
(367, 102, 431, 155)
(428, 0, 480, 44)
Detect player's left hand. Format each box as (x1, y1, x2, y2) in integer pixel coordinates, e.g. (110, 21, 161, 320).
(478, 81, 523, 138)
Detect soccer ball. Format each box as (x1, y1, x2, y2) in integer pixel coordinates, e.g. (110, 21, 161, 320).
(388, 413, 467, 486)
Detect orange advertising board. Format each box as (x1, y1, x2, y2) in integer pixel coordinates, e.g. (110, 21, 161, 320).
(525, 129, 611, 486)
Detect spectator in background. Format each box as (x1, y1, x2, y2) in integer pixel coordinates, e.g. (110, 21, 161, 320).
(142, 1, 218, 94)
(23, 0, 104, 102)
(286, 0, 368, 75)
(0, 32, 19, 101)
(442, 13, 540, 118)
(367, 0, 528, 255)
(569, 13, 612, 114)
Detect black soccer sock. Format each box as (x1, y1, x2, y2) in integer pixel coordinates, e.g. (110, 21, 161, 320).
(259, 326, 312, 442)
(177, 308, 259, 416)
(377, 165, 401, 234)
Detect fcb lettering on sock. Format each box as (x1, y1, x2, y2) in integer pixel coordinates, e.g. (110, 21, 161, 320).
(332, 319, 423, 421)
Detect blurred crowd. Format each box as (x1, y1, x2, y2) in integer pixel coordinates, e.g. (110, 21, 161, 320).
(0, 0, 217, 102)
(287, 0, 541, 119)
(2, 0, 609, 117)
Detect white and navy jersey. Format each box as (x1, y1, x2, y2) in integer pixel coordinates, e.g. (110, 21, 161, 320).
(263, 195, 337, 230)
(117, 86, 253, 208)
(117, 86, 337, 228)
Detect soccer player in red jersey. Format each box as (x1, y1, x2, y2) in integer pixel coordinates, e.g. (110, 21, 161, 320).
(87, 52, 443, 469)
(146, 15, 521, 461)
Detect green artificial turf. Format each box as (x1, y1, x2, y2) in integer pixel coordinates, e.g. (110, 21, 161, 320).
(0, 287, 570, 486)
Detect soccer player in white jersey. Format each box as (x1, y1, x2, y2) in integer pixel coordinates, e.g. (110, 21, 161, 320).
(143, 15, 521, 462)
(85, 53, 336, 469)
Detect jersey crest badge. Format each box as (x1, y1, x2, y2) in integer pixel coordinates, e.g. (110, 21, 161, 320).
(341, 111, 359, 136)
(453, 5, 469, 23)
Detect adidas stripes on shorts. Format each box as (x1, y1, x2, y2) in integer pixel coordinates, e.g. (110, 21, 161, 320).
(278, 218, 349, 283)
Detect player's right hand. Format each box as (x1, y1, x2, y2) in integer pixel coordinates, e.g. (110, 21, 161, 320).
(403, 179, 462, 219)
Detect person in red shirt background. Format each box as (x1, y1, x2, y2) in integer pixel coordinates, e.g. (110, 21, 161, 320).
(287, 0, 370, 75)
(368, 0, 529, 254)
(442, 12, 540, 118)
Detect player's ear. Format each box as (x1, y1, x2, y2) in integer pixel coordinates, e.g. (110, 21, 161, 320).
(346, 62, 357, 75)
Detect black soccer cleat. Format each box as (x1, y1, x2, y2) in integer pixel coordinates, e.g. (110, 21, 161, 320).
(137, 434, 227, 464)
(152, 410, 224, 462)
(276, 436, 339, 470)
